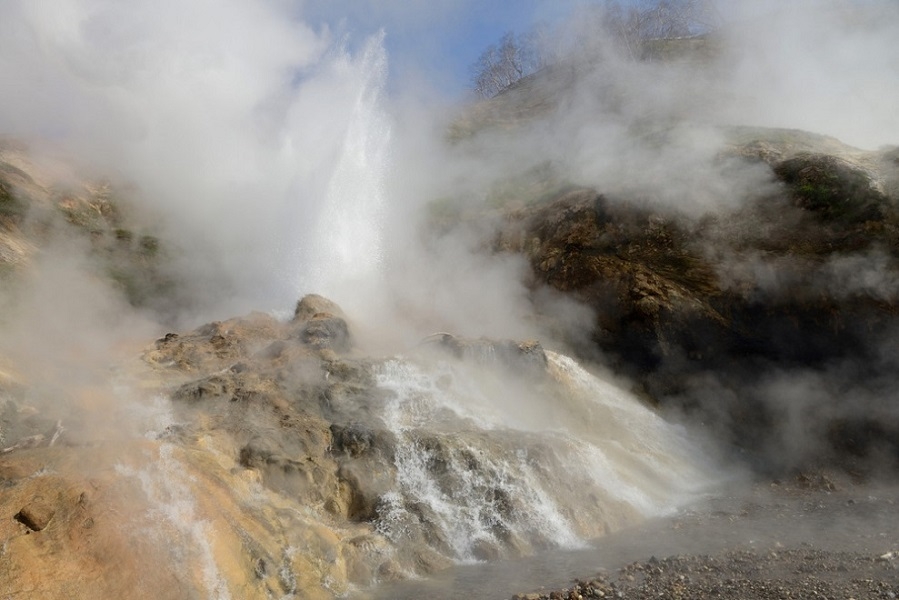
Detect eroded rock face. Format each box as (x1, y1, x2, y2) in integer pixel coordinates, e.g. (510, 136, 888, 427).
(149, 296, 386, 529)
(110, 295, 627, 596)
(497, 187, 723, 369)
(47, 295, 678, 596)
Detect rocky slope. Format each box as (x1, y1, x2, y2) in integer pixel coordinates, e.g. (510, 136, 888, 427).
(1, 242, 708, 600)
(0, 141, 177, 314)
(444, 29, 899, 479)
(4, 95, 899, 600)
(460, 126, 899, 474)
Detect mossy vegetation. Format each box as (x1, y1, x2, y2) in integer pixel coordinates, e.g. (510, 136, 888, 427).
(0, 158, 182, 314)
(138, 235, 160, 257)
(774, 154, 886, 225)
(114, 228, 134, 243)
(106, 263, 176, 308)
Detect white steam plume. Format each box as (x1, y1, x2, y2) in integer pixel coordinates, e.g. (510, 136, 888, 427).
(2, 0, 898, 347)
(0, 1, 398, 322)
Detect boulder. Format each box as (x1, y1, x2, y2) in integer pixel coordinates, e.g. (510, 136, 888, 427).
(14, 499, 55, 531)
(292, 295, 352, 353)
(293, 294, 346, 322)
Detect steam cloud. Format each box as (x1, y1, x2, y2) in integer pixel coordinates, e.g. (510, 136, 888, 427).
(3, 1, 897, 319)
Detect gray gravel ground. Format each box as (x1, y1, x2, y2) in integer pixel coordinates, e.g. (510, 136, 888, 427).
(512, 472, 899, 600)
(512, 548, 899, 599)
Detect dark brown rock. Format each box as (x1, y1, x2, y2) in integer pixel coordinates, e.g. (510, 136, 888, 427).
(298, 315, 351, 353)
(482, 139, 899, 473)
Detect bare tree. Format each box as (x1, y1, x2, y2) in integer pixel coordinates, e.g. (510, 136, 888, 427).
(469, 1, 721, 97)
(596, 0, 719, 59)
(470, 31, 541, 99)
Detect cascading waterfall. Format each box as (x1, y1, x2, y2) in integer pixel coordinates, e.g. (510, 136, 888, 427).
(373, 358, 582, 562)
(544, 352, 716, 512)
(368, 350, 718, 564)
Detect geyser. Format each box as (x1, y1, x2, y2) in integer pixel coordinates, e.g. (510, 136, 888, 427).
(292, 31, 393, 314)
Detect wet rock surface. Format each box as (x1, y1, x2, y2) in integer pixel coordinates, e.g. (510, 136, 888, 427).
(4, 128, 899, 600)
(421, 333, 549, 374)
(9, 284, 673, 598)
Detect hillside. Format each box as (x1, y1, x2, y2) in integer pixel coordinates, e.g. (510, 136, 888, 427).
(440, 119, 899, 473)
(0, 142, 177, 313)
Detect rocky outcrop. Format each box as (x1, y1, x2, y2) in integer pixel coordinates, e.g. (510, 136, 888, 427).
(486, 129, 899, 471)
(292, 294, 352, 352)
(5, 289, 622, 598)
(0, 294, 402, 599)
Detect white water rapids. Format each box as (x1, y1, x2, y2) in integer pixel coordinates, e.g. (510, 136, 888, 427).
(369, 350, 718, 565)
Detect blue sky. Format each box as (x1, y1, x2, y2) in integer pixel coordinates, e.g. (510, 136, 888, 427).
(299, 1, 591, 98)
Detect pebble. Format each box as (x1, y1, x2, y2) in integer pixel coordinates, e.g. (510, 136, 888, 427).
(511, 547, 899, 600)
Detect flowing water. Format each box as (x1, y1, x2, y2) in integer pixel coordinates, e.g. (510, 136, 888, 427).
(117, 445, 232, 600)
(118, 344, 719, 598)
(329, 348, 723, 587)
(347, 349, 722, 598)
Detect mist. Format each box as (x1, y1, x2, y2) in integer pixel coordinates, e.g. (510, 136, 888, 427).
(4, 3, 899, 598)
(2, 0, 895, 322)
